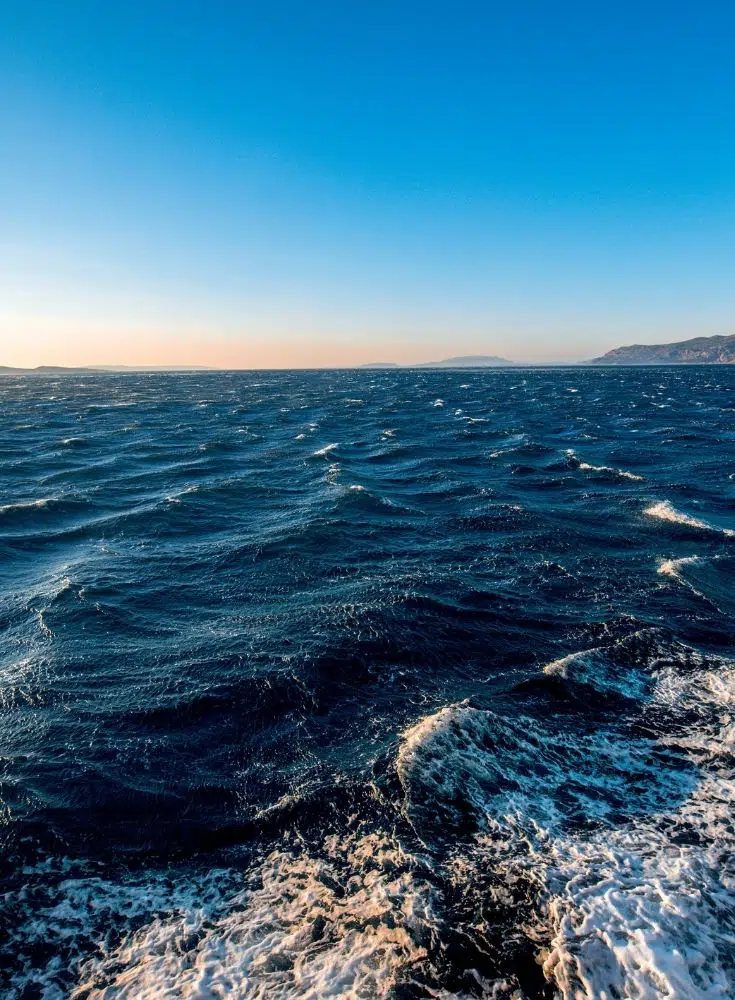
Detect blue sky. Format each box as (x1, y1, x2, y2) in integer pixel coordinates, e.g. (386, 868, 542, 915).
(2, 1, 734, 366)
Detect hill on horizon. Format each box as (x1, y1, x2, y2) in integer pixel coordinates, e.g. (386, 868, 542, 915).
(5, 337, 735, 373)
(591, 334, 735, 365)
(361, 355, 514, 368)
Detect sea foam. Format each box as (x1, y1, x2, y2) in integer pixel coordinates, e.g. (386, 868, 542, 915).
(644, 500, 735, 537)
(396, 634, 735, 999)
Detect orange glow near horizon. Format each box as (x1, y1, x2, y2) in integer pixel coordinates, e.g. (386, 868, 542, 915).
(2, 324, 592, 369)
(2, 328, 521, 370)
(5, 318, 728, 370)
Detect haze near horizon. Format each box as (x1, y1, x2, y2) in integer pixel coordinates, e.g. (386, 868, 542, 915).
(2, 1, 734, 368)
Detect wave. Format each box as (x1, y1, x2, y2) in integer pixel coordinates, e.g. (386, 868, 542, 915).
(164, 484, 201, 504)
(566, 450, 644, 481)
(644, 500, 735, 537)
(2, 367, 735, 998)
(578, 460, 643, 481)
(312, 442, 339, 458)
(395, 633, 735, 998)
(656, 555, 717, 606)
(79, 834, 436, 999)
(0, 497, 55, 515)
(4, 832, 439, 1000)
(658, 554, 704, 578)
(539, 652, 735, 999)
(657, 554, 735, 614)
(4, 634, 735, 999)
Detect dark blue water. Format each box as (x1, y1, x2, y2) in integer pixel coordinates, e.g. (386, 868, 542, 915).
(1, 367, 733, 998)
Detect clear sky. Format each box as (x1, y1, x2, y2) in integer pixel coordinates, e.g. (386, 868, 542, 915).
(2, 1, 734, 367)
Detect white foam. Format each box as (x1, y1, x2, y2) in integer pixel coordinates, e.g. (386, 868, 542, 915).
(165, 485, 200, 504)
(567, 450, 644, 480)
(398, 698, 686, 837)
(432, 399, 445, 408)
(8, 631, 735, 998)
(55, 833, 439, 999)
(540, 661, 735, 1000)
(543, 644, 653, 702)
(578, 461, 644, 481)
(658, 555, 704, 578)
(644, 501, 735, 537)
(657, 554, 718, 603)
(0, 497, 53, 514)
(313, 443, 339, 458)
(398, 639, 735, 999)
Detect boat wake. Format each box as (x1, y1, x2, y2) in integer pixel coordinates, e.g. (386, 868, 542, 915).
(4, 631, 733, 999)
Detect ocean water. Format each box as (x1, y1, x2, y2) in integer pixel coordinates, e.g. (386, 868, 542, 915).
(0, 366, 733, 999)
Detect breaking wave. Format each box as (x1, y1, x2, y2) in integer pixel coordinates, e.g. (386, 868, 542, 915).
(396, 632, 735, 999)
(644, 500, 735, 537)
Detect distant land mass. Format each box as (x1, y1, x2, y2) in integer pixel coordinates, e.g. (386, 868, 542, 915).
(591, 334, 735, 365)
(4, 337, 735, 373)
(417, 355, 514, 368)
(361, 355, 514, 368)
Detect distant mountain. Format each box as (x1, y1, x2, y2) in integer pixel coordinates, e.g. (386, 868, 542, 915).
(417, 355, 514, 368)
(361, 355, 514, 369)
(591, 334, 735, 365)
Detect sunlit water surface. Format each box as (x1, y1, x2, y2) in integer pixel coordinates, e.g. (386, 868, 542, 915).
(1, 367, 734, 998)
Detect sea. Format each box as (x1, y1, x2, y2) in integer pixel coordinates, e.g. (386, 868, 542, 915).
(0, 366, 733, 999)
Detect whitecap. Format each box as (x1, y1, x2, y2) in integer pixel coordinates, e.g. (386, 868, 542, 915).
(658, 554, 704, 578)
(578, 461, 643, 481)
(165, 485, 200, 504)
(312, 443, 339, 458)
(0, 497, 53, 515)
(567, 450, 644, 481)
(397, 637, 735, 999)
(644, 500, 735, 537)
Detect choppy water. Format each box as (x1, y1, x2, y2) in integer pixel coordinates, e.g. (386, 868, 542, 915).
(0, 367, 734, 999)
